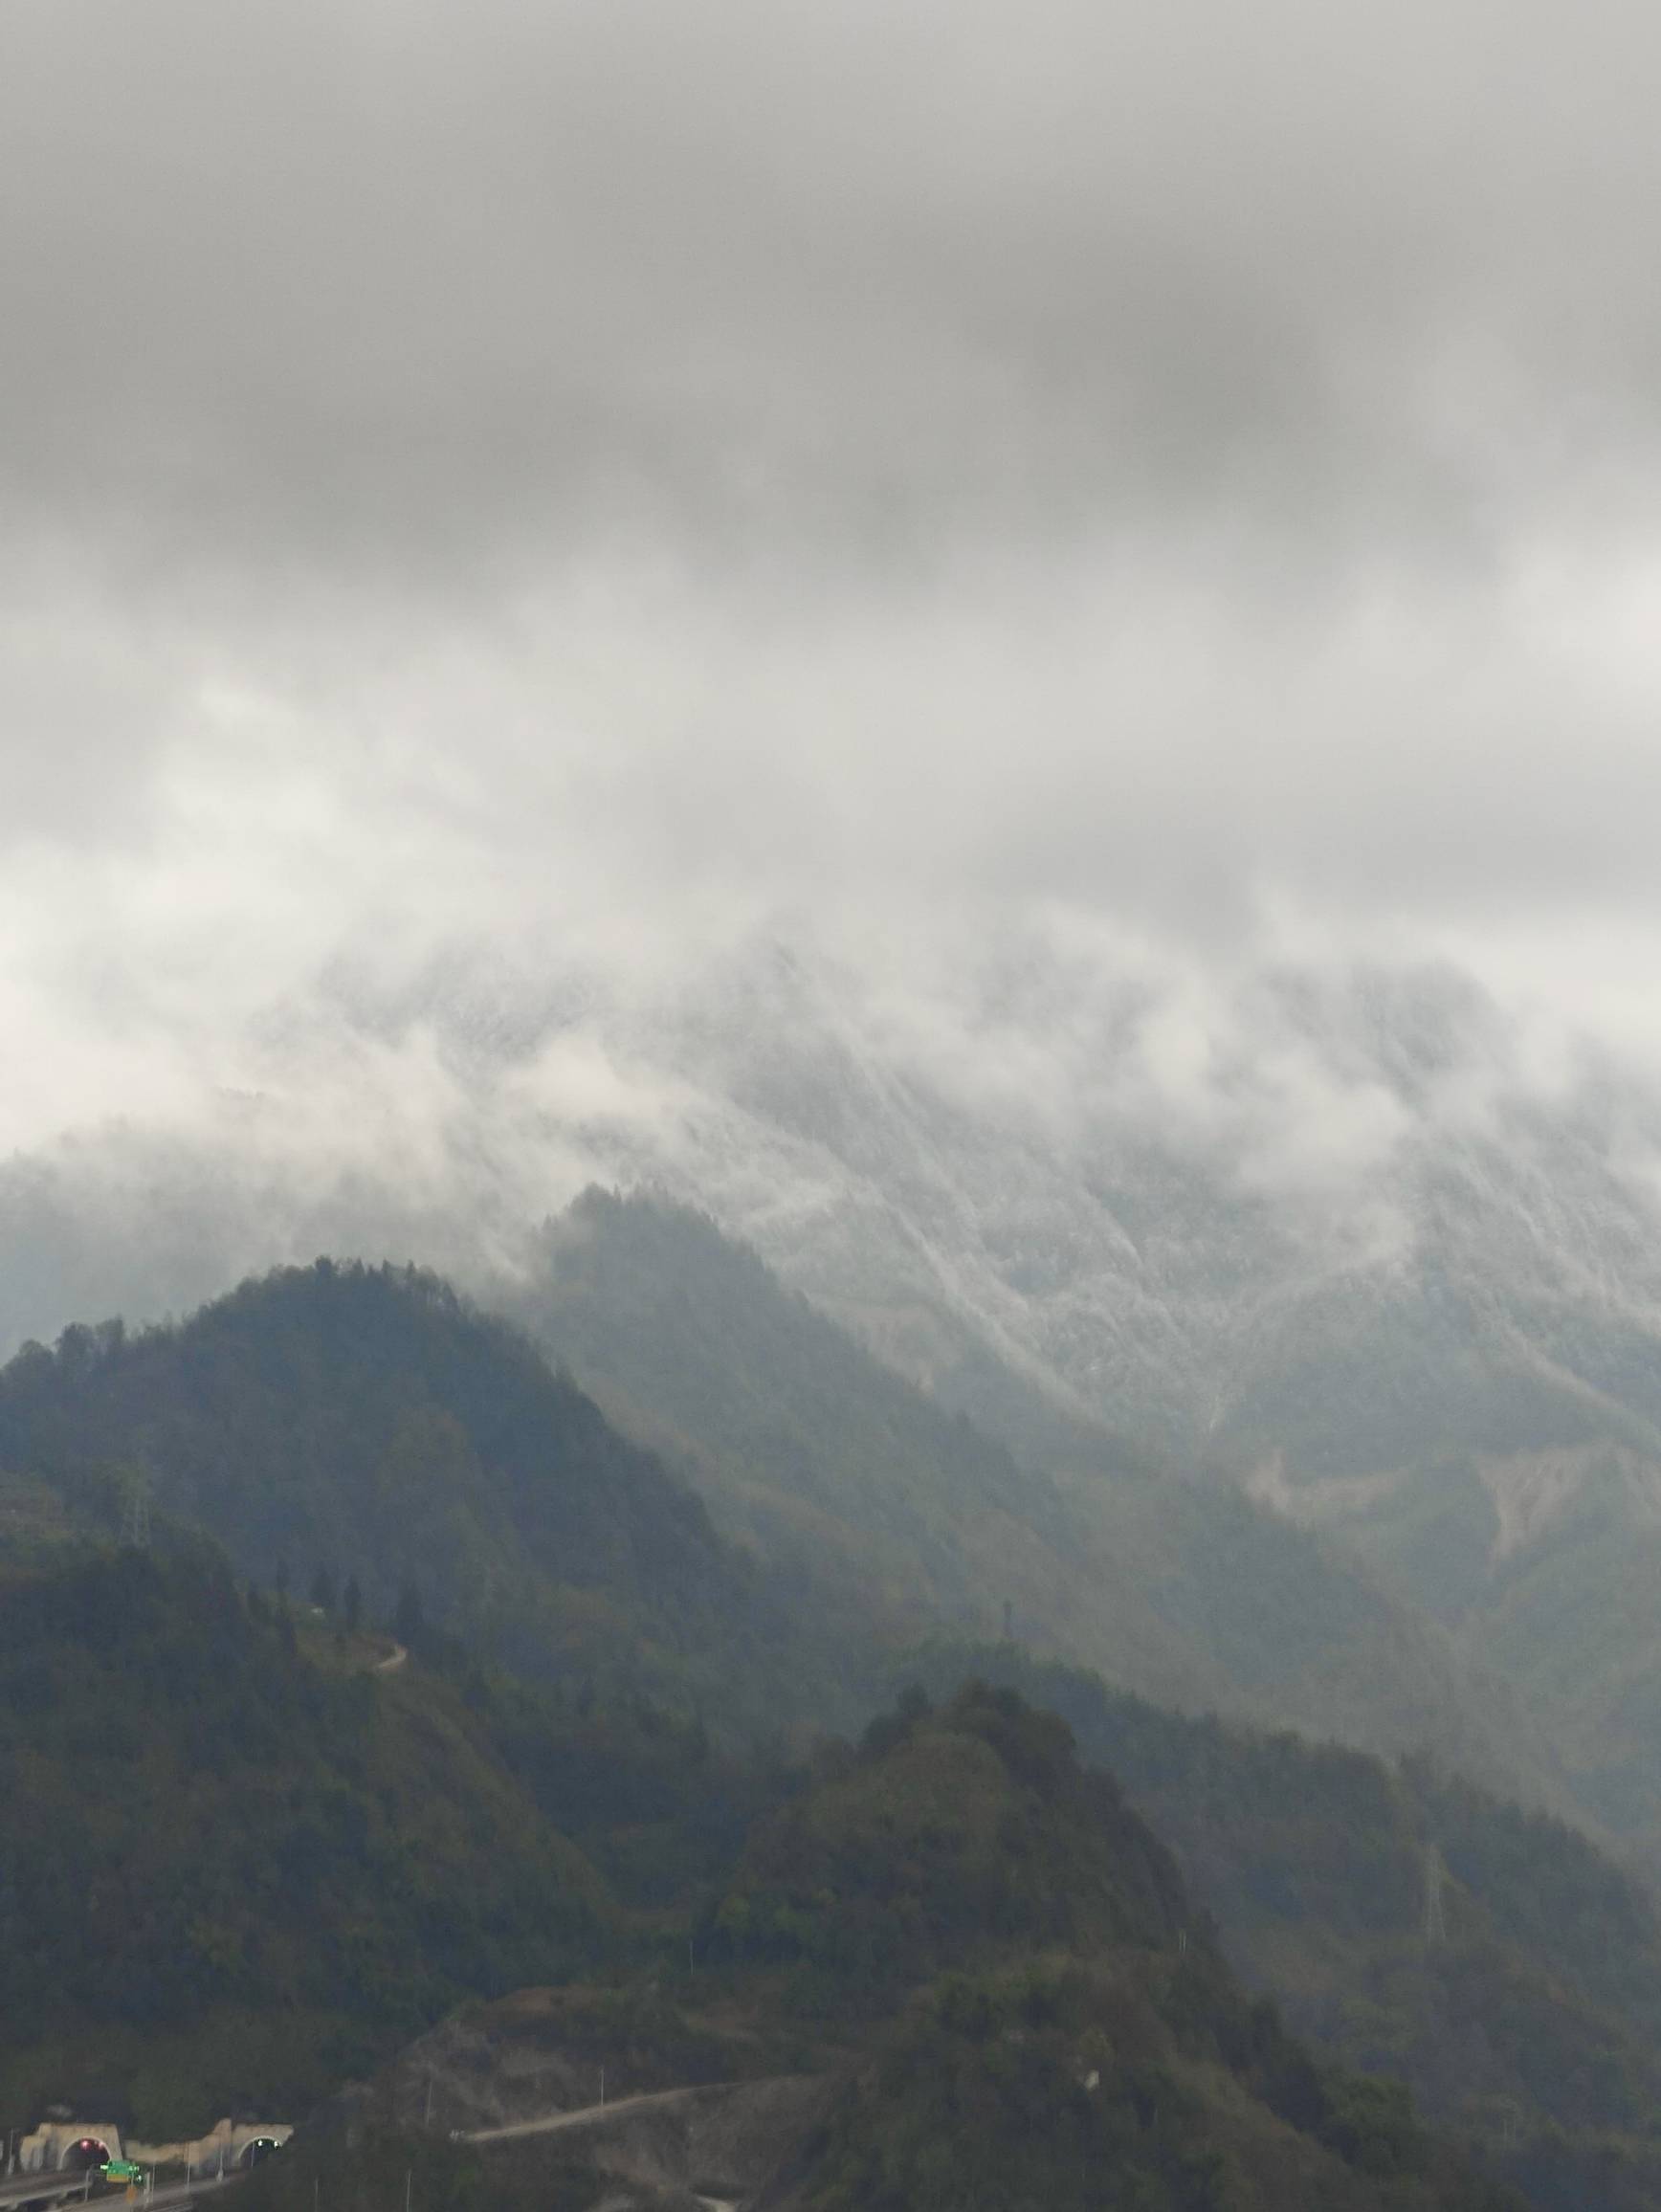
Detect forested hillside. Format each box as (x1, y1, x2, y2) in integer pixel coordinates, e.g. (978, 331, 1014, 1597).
(0, 1542, 607, 2130)
(1267, 1444, 1661, 1869)
(0, 1529, 820, 2138)
(0, 1513, 1567, 2209)
(0, 1262, 851, 1726)
(722, 1686, 1467, 2210)
(243, 1686, 1521, 2212)
(511, 1188, 1072, 1645)
(0, 1231, 1569, 1806)
(900, 1645, 1661, 2212)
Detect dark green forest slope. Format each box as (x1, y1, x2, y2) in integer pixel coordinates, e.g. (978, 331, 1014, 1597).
(0, 1228, 1561, 1791)
(899, 1645, 1661, 2212)
(738, 1690, 1512, 2209)
(0, 1542, 607, 2131)
(244, 1687, 1519, 2212)
(0, 1530, 808, 2137)
(0, 1262, 852, 1724)
(0, 1524, 1559, 2208)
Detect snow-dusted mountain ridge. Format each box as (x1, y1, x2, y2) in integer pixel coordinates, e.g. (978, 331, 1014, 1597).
(426, 932, 1661, 1488)
(10, 926, 1661, 1493)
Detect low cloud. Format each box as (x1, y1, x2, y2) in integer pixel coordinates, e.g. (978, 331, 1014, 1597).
(5, 0, 1661, 1345)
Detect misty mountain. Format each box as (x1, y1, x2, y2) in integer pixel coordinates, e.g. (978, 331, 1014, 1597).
(11, 938, 1661, 1487)
(612, 947, 1661, 1487)
(504, 1184, 1080, 1648)
(10, 938, 1661, 1838)
(0, 1203, 1569, 1810)
(503, 1188, 1565, 1811)
(439, 942, 1661, 1864)
(0, 1260, 845, 1724)
(1289, 1446, 1661, 1865)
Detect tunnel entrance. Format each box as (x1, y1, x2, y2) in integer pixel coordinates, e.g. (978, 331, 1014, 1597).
(61, 2141, 110, 2174)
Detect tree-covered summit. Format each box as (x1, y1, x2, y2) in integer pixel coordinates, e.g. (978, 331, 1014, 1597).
(0, 1259, 818, 1714)
(714, 1683, 1189, 2004)
(703, 1686, 1519, 2211)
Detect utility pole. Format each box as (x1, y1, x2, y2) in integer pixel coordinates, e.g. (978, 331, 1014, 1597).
(598, 2069, 605, 2111)
(1423, 1844, 1448, 1947)
(403, 2170, 410, 2212)
(121, 1475, 152, 1553)
(423, 2077, 432, 2130)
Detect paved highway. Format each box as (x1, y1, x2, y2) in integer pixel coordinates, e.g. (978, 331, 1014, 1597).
(0, 2171, 245, 2211)
(0, 2177, 104, 2208)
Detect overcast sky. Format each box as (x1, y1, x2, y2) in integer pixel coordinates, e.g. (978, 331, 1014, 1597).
(6, 0, 1661, 1170)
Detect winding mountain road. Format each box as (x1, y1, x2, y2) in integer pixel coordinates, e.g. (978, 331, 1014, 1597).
(459, 2084, 710, 2145)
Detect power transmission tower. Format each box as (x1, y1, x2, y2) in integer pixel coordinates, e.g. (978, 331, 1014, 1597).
(1423, 1843, 1448, 1946)
(120, 1474, 152, 1553)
